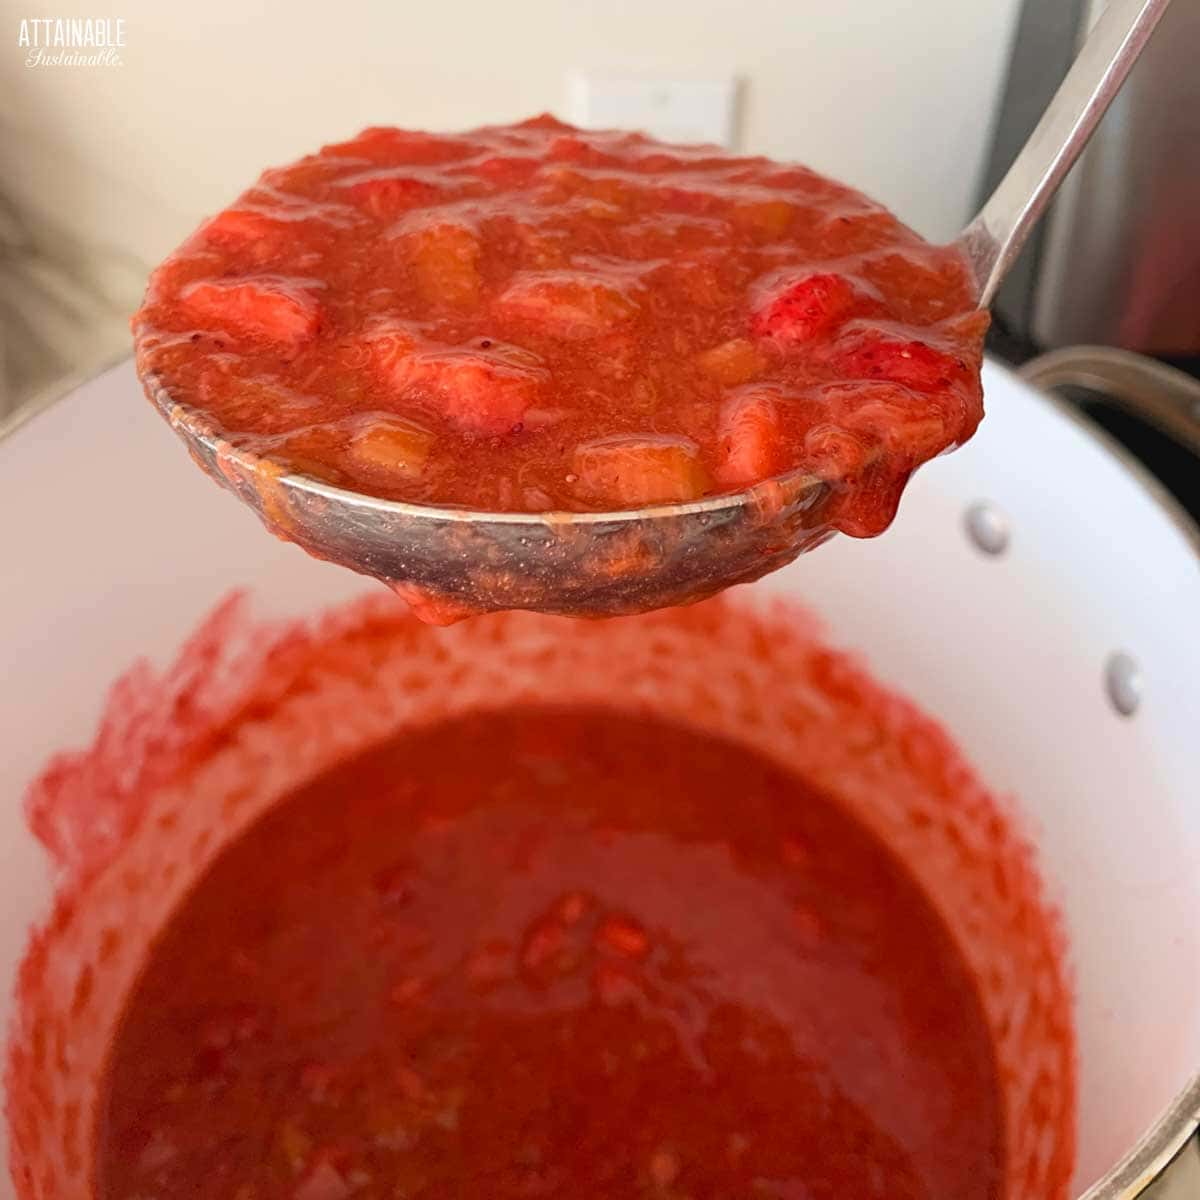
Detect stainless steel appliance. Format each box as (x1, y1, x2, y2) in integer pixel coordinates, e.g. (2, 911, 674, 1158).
(981, 0, 1200, 357)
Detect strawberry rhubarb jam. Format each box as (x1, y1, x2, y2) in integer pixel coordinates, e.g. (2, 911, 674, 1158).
(132, 116, 987, 538)
(100, 709, 1004, 1200)
(8, 596, 1075, 1200)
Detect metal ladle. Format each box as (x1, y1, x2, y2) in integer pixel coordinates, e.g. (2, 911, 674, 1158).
(147, 0, 1171, 621)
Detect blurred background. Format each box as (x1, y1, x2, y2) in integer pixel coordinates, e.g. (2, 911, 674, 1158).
(1, 0, 1196, 428)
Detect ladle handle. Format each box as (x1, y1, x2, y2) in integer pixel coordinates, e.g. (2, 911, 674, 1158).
(961, 0, 1173, 307)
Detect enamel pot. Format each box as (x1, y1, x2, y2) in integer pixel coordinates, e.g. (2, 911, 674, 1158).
(1, 352, 1198, 1198)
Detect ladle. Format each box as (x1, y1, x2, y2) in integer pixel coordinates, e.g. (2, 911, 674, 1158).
(147, 0, 1171, 620)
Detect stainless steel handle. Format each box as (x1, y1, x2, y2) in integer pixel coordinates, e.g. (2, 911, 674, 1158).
(961, 0, 1173, 306)
(1018, 345, 1200, 459)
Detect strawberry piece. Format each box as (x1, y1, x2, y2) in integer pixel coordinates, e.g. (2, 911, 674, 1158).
(323, 127, 474, 166)
(546, 135, 622, 167)
(595, 915, 650, 960)
(573, 435, 710, 506)
(391, 344, 541, 436)
(834, 331, 967, 393)
(496, 272, 640, 338)
(178, 278, 321, 355)
(201, 209, 289, 264)
(834, 382, 950, 459)
(517, 112, 575, 133)
(404, 354, 537, 435)
(714, 390, 781, 487)
(459, 155, 542, 186)
(850, 400, 947, 459)
(361, 326, 542, 436)
(751, 273, 863, 345)
(402, 219, 482, 309)
(631, 151, 689, 174)
(340, 172, 442, 220)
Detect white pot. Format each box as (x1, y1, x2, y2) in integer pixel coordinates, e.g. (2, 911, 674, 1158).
(1, 356, 1198, 1198)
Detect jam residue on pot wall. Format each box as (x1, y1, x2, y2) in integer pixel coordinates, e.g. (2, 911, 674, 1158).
(5, 594, 1075, 1199)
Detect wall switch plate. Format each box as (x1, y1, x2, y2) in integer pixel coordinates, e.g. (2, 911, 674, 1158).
(566, 72, 739, 148)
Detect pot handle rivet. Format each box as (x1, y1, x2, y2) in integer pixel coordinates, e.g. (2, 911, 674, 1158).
(964, 502, 1010, 556)
(1105, 651, 1142, 717)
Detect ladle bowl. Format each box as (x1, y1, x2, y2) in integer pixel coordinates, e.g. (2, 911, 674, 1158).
(146, 0, 1170, 619)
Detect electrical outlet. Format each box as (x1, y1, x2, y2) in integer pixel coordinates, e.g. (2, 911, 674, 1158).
(567, 72, 738, 148)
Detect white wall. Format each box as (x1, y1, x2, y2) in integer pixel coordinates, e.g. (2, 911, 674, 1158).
(0, 0, 1021, 398)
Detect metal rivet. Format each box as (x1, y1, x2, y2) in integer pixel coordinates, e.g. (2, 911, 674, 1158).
(1105, 651, 1142, 717)
(964, 502, 1010, 556)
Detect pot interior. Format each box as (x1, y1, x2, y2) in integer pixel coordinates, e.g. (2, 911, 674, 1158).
(1, 360, 1198, 1197)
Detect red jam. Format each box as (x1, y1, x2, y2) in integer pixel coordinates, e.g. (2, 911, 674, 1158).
(7, 595, 1075, 1200)
(101, 708, 1004, 1200)
(133, 115, 987, 538)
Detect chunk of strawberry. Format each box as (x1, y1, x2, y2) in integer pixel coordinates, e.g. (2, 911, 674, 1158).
(546, 136, 622, 168)
(339, 172, 443, 220)
(496, 272, 640, 338)
(459, 155, 542, 186)
(573, 435, 710, 507)
(178, 278, 321, 355)
(398, 347, 542, 436)
(323, 127, 474, 166)
(846, 396, 947, 459)
(595, 914, 650, 959)
(359, 325, 542, 435)
(517, 112, 575, 133)
(833, 330, 967, 392)
(201, 209, 288, 264)
(401, 218, 482, 309)
(750, 273, 863, 345)
(714, 390, 781, 487)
